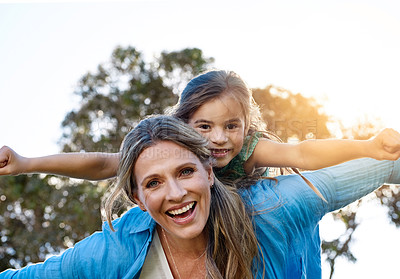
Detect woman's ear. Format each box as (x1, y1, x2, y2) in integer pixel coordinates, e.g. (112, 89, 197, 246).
(133, 194, 147, 212)
(206, 163, 214, 186)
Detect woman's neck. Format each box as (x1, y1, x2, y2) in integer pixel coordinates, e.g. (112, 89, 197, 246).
(156, 225, 207, 258)
(157, 225, 208, 278)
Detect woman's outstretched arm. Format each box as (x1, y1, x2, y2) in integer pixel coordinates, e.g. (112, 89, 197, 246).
(304, 157, 400, 213)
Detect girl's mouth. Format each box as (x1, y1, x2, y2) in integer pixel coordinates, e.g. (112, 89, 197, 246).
(166, 201, 196, 220)
(210, 149, 230, 158)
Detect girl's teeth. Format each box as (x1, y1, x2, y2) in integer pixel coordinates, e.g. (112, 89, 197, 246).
(212, 149, 228, 154)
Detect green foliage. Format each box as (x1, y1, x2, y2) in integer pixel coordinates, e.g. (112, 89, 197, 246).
(0, 175, 103, 271)
(60, 46, 213, 153)
(253, 85, 332, 142)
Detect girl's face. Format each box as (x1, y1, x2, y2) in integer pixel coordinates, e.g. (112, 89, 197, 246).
(133, 141, 213, 242)
(189, 93, 247, 168)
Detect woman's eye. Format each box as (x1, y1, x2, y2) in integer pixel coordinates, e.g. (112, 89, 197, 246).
(180, 167, 194, 176)
(146, 180, 160, 188)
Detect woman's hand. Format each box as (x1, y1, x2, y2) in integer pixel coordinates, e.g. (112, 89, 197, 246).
(0, 146, 27, 175)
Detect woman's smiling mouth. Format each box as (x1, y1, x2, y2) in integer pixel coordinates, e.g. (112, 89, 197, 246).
(166, 202, 196, 223)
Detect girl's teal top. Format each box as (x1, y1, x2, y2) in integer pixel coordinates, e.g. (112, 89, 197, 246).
(215, 131, 269, 181)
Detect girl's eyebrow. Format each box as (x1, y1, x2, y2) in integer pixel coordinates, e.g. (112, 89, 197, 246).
(193, 118, 242, 124)
(193, 119, 213, 124)
(226, 118, 242, 123)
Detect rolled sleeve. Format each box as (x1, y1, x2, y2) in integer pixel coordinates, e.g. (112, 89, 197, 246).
(0, 251, 72, 279)
(304, 158, 400, 212)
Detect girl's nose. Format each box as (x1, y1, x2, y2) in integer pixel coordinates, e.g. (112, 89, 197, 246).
(210, 128, 228, 145)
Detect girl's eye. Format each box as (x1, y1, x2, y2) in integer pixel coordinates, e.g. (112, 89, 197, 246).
(226, 123, 238, 129)
(180, 167, 195, 177)
(198, 124, 211, 130)
(146, 180, 160, 188)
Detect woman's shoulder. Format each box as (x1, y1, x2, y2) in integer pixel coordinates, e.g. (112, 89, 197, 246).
(241, 174, 327, 220)
(67, 207, 155, 277)
(105, 206, 155, 233)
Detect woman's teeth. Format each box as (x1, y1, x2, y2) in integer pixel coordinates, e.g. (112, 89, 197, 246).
(168, 202, 195, 216)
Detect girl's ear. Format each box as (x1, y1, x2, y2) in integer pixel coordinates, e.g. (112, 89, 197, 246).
(133, 193, 146, 212)
(245, 121, 250, 137)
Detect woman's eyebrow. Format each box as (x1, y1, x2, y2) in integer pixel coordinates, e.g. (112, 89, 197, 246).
(138, 162, 197, 185)
(138, 173, 159, 186)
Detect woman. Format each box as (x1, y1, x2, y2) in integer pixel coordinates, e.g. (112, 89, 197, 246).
(1, 115, 400, 278)
(0, 115, 258, 279)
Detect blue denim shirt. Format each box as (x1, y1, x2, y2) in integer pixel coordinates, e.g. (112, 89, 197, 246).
(246, 158, 400, 278)
(2, 158, 399, 279)
(1, 207, 157, 279)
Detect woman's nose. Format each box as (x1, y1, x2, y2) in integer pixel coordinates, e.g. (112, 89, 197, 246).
(210, 128, 228, 145)
(166, 180, 187, 201)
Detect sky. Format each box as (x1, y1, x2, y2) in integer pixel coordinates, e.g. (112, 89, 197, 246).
(1, 0, 400, 277)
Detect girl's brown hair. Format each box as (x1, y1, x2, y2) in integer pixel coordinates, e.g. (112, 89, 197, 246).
(171, 69, 265, 136)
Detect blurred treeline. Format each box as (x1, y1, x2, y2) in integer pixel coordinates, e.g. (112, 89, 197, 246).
(1, 46, 399, 278)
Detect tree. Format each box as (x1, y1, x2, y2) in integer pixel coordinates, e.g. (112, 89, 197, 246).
(253, 85, 332, 142)
(60, 46, 213, 154)
(2, 46, 398, 277)
(0, 175, 103, 271)
(0, 46, 214, 271)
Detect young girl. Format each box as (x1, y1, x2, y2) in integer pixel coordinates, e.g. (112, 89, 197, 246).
(170, 70, 400, 198)
(1, 70, 400, 198)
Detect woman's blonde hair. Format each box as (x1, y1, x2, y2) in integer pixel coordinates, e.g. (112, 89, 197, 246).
(104, 115, 259, 279)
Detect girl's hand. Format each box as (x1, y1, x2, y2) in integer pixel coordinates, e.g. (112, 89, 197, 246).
(0, 146, 27, 175)
(369, 128, 400, 161)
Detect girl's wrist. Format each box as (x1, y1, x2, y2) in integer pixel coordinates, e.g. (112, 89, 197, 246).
(362, 139, 375, 158)
(20, 156, 34, 174)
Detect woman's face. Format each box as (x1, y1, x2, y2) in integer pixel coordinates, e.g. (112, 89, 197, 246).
(133, 141, 213, 241)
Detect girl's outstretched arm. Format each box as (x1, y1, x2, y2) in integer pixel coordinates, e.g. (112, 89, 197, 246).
(0, 146, 119, 180)
(245, 128, 400, 172)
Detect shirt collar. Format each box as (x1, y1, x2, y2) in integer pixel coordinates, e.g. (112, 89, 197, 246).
(125, 206, 156, 234)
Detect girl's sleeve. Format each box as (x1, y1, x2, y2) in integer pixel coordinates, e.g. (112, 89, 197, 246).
(304, 158, 400, 213)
